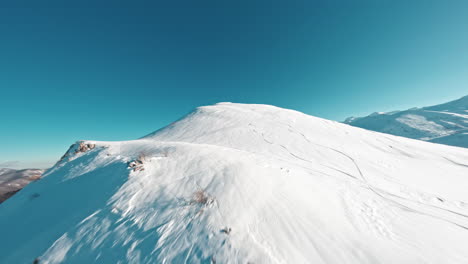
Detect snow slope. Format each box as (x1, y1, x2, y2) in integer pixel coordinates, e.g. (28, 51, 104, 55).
(1, 103, 468, 264)
(344, 95, 468, 148)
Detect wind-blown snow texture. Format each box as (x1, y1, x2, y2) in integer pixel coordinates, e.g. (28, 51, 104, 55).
(1, 103, 468, 264)
(345, 95, 468, 148)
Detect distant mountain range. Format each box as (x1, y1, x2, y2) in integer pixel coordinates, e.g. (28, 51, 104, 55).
(0, 168, 44, 203)
(345, 95, 468, 148)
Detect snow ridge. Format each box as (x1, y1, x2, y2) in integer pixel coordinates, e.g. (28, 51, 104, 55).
(344, 95, 468, 148)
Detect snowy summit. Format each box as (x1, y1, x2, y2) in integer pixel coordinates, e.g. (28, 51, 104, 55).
(1, 103, 468, 263)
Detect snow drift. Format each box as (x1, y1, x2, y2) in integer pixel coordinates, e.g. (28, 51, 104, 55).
(1, 103, 468, 264)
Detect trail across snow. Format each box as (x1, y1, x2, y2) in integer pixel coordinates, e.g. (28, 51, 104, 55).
(1, 103, 468, 264)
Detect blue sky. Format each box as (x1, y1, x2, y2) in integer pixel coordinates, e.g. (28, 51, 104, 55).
(1, 0, 467, 169)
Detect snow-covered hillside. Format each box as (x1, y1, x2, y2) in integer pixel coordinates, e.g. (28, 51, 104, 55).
(1, 103, 468, 264)
(0, 168, 43, 203)
(345, 95, 468, 148)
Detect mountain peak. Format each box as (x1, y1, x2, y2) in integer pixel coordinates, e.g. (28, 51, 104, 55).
(424, 94, 468, 112)
(1, 103, 468, 263)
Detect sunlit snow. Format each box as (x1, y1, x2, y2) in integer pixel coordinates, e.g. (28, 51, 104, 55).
(1, 103, 468, 263)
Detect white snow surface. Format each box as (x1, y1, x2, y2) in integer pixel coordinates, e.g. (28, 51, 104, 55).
(344, 95, 468, 148)
(1, 103, 468, 264)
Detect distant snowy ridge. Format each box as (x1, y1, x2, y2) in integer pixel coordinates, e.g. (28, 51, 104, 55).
(344, 95, 468, 148)
(1, 103, 468, 264)
(0, 168, 44, 203)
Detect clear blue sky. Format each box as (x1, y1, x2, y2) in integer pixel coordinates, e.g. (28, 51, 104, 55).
(1, 0, 467, 169)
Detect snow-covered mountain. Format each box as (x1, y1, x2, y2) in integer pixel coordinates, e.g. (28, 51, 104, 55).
(344, 95, 468, 148)
(0, 168, 43, 203)
(1, 103, 468, 264)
